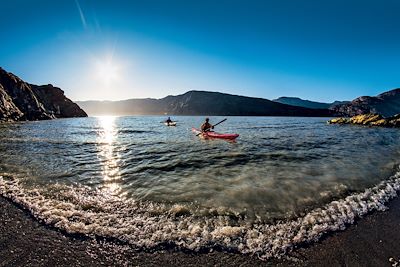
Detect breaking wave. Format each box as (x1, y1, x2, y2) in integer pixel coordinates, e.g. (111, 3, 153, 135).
(1, 167, 400, 259)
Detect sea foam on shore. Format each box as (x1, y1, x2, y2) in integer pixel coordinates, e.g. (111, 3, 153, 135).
(1, 166, 399, 259)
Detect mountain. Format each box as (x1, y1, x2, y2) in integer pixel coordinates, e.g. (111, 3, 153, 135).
(0, 67, 87, 122)
(77, 90, 332, 117)
(273, 97, 349, 109)
(330, 88, 400, 117)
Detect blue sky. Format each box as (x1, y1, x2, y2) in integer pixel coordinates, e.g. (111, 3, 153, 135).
(1, 0, 399, 102)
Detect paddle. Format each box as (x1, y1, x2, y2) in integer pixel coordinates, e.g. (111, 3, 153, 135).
(196, 118, 227, 136)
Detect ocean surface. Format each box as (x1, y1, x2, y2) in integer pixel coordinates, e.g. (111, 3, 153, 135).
(1, 116, 400, 258)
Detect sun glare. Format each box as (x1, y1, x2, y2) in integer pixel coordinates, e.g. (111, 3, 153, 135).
(95, 59, 120, 84)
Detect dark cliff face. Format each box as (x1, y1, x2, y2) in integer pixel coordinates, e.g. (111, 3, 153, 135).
(0, 67, 87, 122)
(0, 84, 24, 121)
(331, 88, 400, 117)
(0, 68, 52, 120)
(31, 84, 87, 118)
(78, 90, 333, 117)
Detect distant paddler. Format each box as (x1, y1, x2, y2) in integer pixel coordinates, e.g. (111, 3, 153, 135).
(164, 117, 177, 126)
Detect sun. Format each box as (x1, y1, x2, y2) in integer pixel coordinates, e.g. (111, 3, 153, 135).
(95, 59, 120, 84)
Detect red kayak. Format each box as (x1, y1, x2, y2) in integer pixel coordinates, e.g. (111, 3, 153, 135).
(192, 128, 239, 140)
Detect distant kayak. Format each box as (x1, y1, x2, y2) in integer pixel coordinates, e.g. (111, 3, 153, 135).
(192, 128, 239, 140)
(164, 122, 177, 126)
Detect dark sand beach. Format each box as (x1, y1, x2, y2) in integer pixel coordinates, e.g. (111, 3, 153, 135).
(1, 195, 399, 267)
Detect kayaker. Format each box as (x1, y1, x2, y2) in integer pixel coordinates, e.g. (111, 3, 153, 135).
(165, 117, 173, 124)
(201, 118, 214, 132)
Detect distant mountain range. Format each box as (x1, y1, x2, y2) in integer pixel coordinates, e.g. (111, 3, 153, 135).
(0, 67, 86, 122)
(1, 66, 400, 121)
(77, 91, 332, 117)
(273, 97, 349, 110)
(78, 89, 400, 118)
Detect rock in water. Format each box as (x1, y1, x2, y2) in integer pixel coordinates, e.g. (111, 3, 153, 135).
(328, 113, 400, 128)
(370, 119, 389, 126)
(388, 114, 400, 127)
(0, 67, 87, 122)
(350, 114, 383, 125)
(327, 117, 350, 124)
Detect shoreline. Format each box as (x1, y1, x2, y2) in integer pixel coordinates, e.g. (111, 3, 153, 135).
(1, 195, 400, 266)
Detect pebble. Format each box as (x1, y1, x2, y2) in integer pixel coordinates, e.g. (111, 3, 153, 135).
(389, 257, 400, 267)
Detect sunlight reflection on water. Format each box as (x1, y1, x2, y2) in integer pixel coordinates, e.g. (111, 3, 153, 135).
(97, 116, 122, 195)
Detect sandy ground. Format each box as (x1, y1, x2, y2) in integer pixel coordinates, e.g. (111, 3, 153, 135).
(1, 195, 400, 267)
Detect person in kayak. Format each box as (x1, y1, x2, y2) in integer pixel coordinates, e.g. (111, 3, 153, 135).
(165, 117, 173, 124)
(201, 118, 214, 132)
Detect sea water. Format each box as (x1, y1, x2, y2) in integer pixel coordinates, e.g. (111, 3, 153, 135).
(1, 116, 400, 258)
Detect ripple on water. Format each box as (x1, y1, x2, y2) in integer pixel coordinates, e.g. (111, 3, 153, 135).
(0, 116, 400, 258)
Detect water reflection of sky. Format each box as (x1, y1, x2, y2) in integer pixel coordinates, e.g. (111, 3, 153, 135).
(97, 116, 122, 195)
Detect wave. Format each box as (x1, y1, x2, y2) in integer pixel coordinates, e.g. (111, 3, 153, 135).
(68, 129, 158, 135)
(1, 167, 400, 259)
(118, 129, 158, 134)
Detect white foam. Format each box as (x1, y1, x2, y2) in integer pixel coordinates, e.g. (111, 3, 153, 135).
(1, 168, 400, 259)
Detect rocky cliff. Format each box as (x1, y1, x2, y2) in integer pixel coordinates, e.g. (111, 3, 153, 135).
(31, 84, 87, 119)
(78, 90, 333, 117)
(0, 67, 87, 122)
(330, 88, 400, 117)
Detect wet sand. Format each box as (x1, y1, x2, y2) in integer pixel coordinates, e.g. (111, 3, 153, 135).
(1, 195, 400, 267)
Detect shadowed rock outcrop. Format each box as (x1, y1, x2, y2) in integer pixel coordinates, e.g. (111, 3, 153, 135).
(0, 67, 87, 122)
(0, 84, 23, 121)
(0, 68, 52, 120)
(330, 89, 400, 117)
(31, 84, 87, 119)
